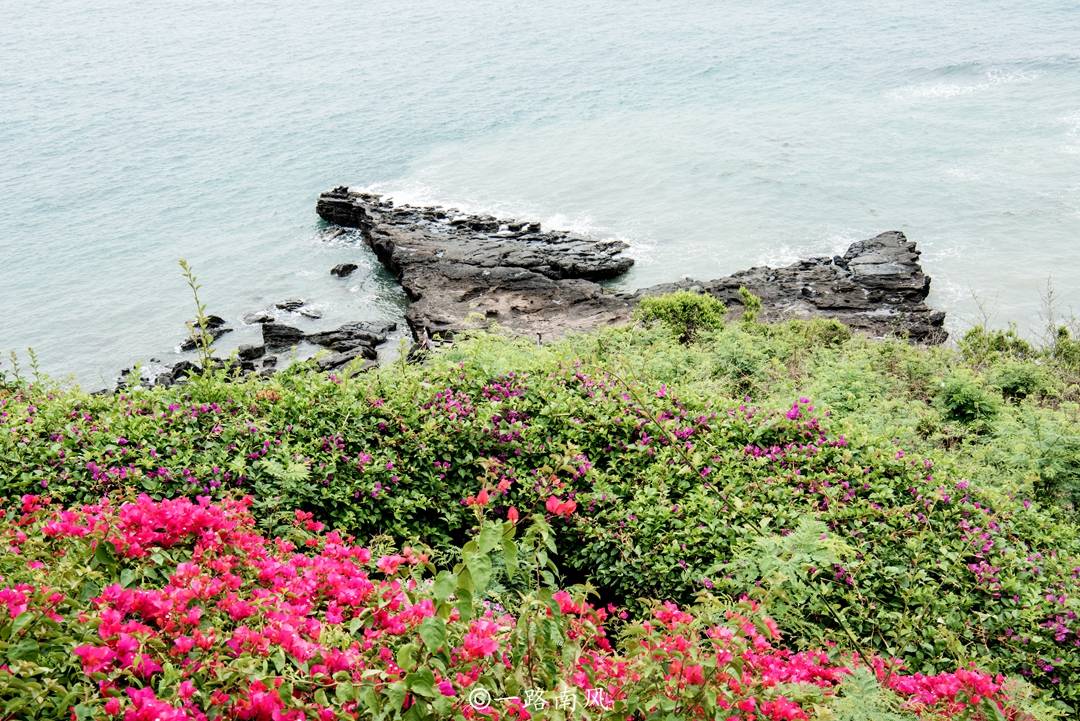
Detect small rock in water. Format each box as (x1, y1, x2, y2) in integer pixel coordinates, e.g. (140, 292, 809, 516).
(242, 310, 275, 324)
(179, 315, 231, 351)
(201, 315, 228, 329)
(298, 307, 323, 319)
(275, 298, 306, 311)
(331, 263, 358, 277)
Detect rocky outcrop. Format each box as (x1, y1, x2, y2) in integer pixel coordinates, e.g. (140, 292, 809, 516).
(632, 232, 946, 343)
(316, 187, 636, 341)
(316, 187, 947, 344)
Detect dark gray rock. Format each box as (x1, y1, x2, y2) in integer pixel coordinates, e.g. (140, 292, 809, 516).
(238, 344, 265, 361)
(158, 360, 199, 386)
(629, 231, 946, 343)
(316, 187, 372, 228)
(179, 315, 232, 351)
(315, 347, 377, 372)
(315, 187, 636, 341)
(306, 321, 396, 351)
(275, 298, 306, 311)
(262, 323, 305, 349)
(331, 263, 359, 277)
(316, 187, 947, 344)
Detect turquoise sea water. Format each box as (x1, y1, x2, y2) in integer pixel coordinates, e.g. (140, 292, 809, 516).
(2, 0, 1079, 386)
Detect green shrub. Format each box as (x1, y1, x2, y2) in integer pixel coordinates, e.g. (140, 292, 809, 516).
(1034, 429, 1080, 517)
(737, 285, 763, 323)
(958, 325, 1035, 366)
(935, 370, 1001, 426)
(635, 290, 725, 343)
(709, 330, 771, 396)
(991, 360, 1056, 401)
(1051, 326, 1080, 371)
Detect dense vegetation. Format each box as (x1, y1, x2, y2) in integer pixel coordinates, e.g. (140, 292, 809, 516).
(2, 294, 1079, 717)
(1, 494, 1038, 720)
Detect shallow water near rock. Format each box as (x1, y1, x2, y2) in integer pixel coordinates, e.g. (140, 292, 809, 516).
(2, 0, 1079, 385)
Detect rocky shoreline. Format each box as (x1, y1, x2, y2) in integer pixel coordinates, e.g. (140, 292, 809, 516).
(119, 187, 946, 389)
(316, 186, 947, 345)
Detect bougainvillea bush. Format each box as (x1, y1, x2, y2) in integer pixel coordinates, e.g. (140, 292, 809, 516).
(1, 314, 1079, 710)
(0, 495, 1053, 720)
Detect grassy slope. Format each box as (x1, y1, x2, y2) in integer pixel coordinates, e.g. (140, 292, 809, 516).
(2, 315, 1079, 709)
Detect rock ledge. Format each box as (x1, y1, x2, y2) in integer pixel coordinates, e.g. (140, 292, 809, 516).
(316, 186, 947, 344)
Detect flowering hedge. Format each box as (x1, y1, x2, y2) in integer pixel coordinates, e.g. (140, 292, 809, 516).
(2, 320, 1079, 710)
(0, 495, 1045, 720)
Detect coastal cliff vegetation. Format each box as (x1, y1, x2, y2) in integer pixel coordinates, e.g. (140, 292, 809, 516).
(2, 296, 1079, 719)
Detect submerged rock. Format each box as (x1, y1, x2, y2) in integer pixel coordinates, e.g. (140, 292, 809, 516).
(242, 310, 275, 325)
(315, 187, 947, 344)
(275, 298, 306, 311)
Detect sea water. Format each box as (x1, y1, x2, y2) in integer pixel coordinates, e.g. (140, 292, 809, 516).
(2, 0, 1079, 386)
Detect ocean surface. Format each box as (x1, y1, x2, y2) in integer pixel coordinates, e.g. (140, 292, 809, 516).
(3, 0, 1079, 387)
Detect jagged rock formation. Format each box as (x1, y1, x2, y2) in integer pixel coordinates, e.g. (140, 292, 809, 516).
(317, 187, 636, 341)
(633, 232, 947, 343)
(316, 187, 638, 341)
(317, 187, 947, 344)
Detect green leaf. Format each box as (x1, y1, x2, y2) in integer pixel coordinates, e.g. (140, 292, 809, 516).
(396, 642, 418, 672)
(270, 648, 287, 673)
(334, 680, 355, 705)
(407, 668, 437, 698)
(465, 554, 492, 595)
(433, 571, 456, 603)
(385, 681, 408, 711)
(477, 523, 503, 554)
(502, 538, 518, 579)
(419, 616, 447, 654)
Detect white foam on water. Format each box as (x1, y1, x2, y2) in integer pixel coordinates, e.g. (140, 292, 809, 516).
(943, 166, 983, 181)
(359, 179, 646, 252)
(887, 68, 1040, 102)
(755, 232, 862, 268)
